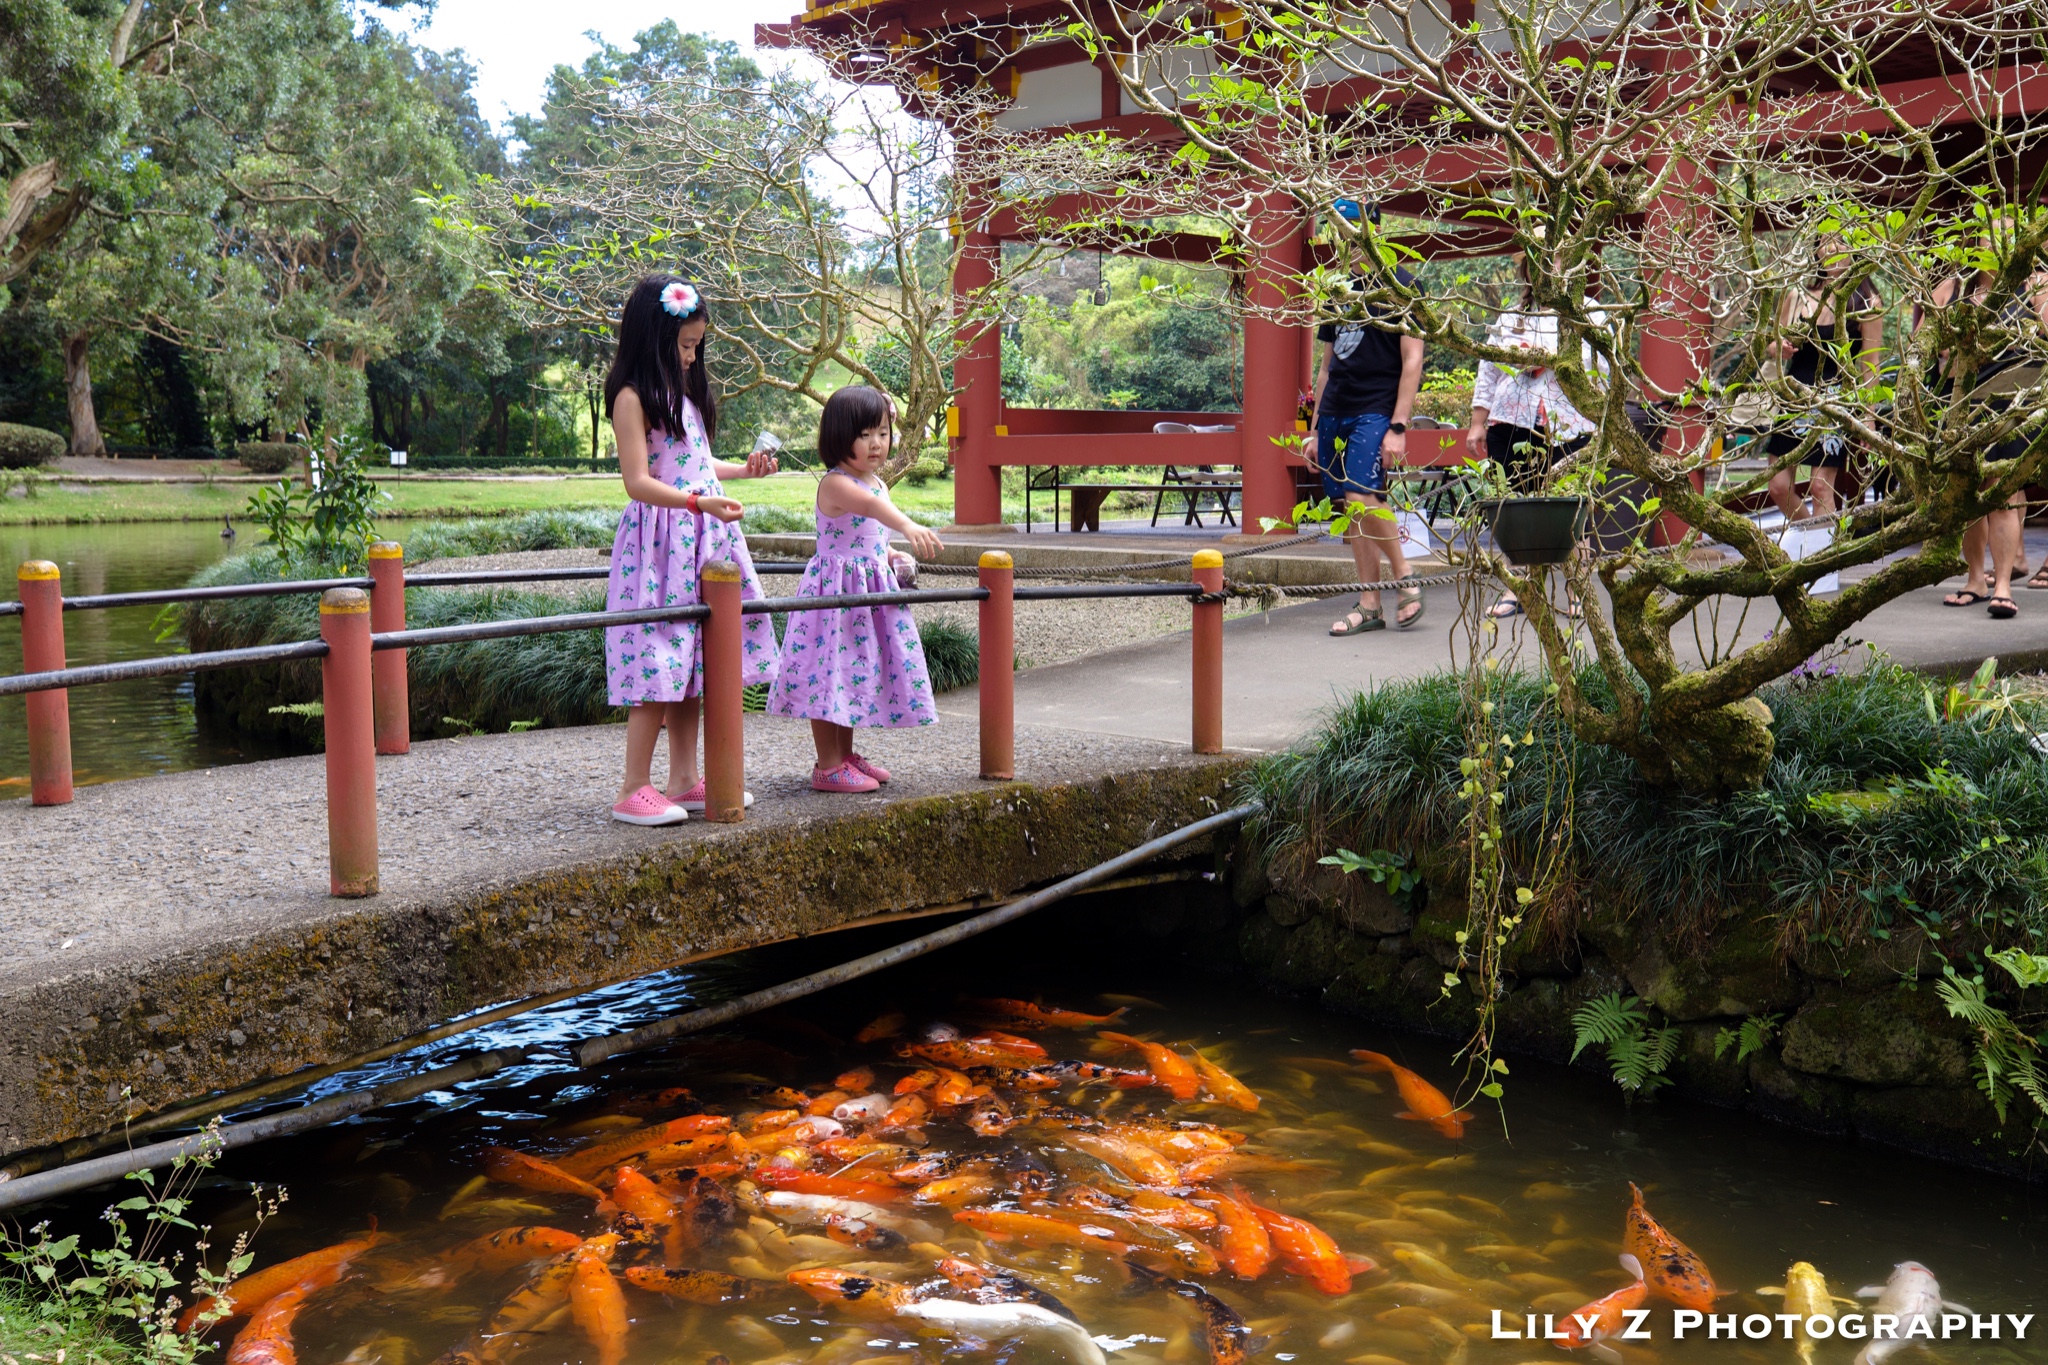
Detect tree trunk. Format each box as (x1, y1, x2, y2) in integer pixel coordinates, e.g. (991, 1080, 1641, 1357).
(1627, 696, 1777, 798)
(490, 391, 510, 457)
(64, 331, 104, 457)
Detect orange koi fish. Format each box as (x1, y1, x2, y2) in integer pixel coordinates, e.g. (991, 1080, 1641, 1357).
(966, 1065, 1065, 1092)
(1107, 1118, 1242, 1161)
(1623, 1184, 1717, 1310)
(1066, 1132, 1180, 1187)
(855, 1012, 907, 1043)
(558, 1114, 731, 1177)
(1249, 1201, 1370, 1295)
(1022, 1204, 1220, 1277)
(622, 1265, 767, 1304)
(932, 1067, 991, 1109)
(894, 1068, 942, 1096)
(915, 1173, 999, 1208)
(478, 1236, 616, 1363)
(907, 1038, 1047, 1070)
(641, 1135, 732, 1170)
(1555, 1255, 1649, 1362)
(755, 1167, 908, 1202)
(659, 1171, 738, 1250)
(964, 999, 1128, 1029)
(822, 1215, 909, 1254)
(1177, 1151, 1319, 1182)
(965, 1093, 1020, 1137)
(1349, 1050, 1474, 1139)
(178, 1234, 378, 1332)
(1099, 1033, 1200, 1101)
(442, 1226, 584, 1276)
(1191, 1052, 1261, 1112)
(1199, 1189, 1274, 1280)
(224, 1278, 323, 1365)
(1066, 1187, 1218, 1232)
(835, 1066, 875, 1091)
(483, 1147, 607, 1201)
(785, 1268, 917, 1318)
(610, 1168, 683, 1263)
(893, 1151, 989, 1183)
(954, 1208, 1131, 1255)
(568, 1244, 628, 1365)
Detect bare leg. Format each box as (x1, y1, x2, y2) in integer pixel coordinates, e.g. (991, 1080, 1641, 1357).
(1353, 491, 1418, 625)
(811, 719, 853, 770)
(1949, 519, 1991, 603)
(1990, 497, 2023, 612)
(619, 703, 666, 802)
(1768, 468, 1809, 521)
(1808, 466, 1840, 518)
(663, 698, 702, 798)
(1332, 497, 1385, 629)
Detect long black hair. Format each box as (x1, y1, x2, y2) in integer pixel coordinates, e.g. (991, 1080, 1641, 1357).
(604, 274, 716, 441)
(817, 385, 893, 468)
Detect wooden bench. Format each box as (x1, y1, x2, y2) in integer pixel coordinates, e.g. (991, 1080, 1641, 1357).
(1025, 459, 1243, 531)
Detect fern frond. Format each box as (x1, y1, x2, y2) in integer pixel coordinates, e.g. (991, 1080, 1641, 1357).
(1571, 992, 1646, 1062)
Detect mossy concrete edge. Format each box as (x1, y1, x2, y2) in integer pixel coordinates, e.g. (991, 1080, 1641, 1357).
(0, 760, 1247, 1160)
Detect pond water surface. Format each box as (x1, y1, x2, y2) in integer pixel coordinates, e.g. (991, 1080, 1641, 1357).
(1, 521, 262, 789)
(21, 907, 2043, 1365)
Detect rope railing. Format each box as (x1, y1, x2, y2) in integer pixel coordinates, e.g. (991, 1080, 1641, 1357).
(4, 547, 1235, 898)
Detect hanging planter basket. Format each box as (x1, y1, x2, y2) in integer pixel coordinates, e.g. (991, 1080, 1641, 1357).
(1479, 497, 1590, 566)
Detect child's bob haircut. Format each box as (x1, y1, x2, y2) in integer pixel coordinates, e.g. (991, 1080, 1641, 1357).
(817, 385, 893, 469)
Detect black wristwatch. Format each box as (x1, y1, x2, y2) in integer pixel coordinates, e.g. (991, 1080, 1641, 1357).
(1388, 421, 1407, 434)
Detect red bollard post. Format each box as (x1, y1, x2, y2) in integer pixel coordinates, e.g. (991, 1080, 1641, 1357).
(700, 560, 746, 824)
(367, 541, 410, 756)
(978, 550, 1015, 780)
(320, 587, 379, 897)
(17, 560, 72, 805)
(1192, 549, 1224, 754)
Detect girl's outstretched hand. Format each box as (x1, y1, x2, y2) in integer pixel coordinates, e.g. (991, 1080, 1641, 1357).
(903, 523, 944, 559)
(743, 449, 779, 478)
(700, 494, 744, 523)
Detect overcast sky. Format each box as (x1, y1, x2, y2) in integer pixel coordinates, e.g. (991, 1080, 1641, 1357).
(399, 0, 807, 130)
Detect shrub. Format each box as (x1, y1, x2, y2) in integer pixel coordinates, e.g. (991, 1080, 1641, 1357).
(0, 422, 64, 469)
(1244, 663, 2048, 946)
(235, 442, 301, 474)
(398, 509, 620, 561)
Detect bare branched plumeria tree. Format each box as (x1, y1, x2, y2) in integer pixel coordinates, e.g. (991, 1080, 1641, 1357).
(914, 0, 2048, 795)
(479, 35, 1060, 481)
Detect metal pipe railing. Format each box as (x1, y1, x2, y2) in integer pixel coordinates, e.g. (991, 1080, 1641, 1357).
(0, 562, 814, 616)
(6, 546, 1230, 898)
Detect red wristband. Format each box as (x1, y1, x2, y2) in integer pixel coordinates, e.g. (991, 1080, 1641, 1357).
(684, 492, 701, 514)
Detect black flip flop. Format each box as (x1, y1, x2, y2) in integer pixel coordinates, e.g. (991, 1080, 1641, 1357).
(1989, 597, 2019, 619)
(1945, 590, 1987, 607)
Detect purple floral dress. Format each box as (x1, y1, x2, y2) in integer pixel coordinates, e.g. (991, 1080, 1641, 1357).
(766, 470, 936, 729)
(604, 399, 777, 704)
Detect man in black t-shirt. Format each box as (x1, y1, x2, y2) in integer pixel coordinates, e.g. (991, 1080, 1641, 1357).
(1311, 225, 1425, 634)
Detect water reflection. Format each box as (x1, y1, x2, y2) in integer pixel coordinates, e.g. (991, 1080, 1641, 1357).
(0, 521, 249, 788)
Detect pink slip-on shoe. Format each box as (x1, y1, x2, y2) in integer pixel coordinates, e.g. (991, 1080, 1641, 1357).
(612, 785, 687, 826)
(670, 778, 756, 812)
(811, 761, 880, 794)
(848, 753, 891, 784)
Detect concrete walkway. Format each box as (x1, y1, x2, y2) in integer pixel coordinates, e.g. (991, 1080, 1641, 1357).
(945, 571, 2048, 752)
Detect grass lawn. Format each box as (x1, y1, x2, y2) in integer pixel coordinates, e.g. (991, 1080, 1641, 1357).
(0, 470, 971, 527)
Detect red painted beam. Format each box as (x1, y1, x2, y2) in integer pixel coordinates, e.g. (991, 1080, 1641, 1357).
(1001, 407, 1241, 435)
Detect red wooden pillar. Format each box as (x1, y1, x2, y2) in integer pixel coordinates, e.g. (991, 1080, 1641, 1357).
(1638, 118, 1715, 547)
(1241, 193, 1305, 533)
(701, 561, 747, 823)
(978, 551, 1015, 780)
(1191, 550, 1224, 753)
(17, 560, 72, 805)
(320, 588, 379, 897)
(367, 541, 410, 755)
(952, 190, 1004, 527)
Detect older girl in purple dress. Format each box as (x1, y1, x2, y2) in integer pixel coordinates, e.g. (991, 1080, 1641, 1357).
(768, 386, 943, 793)
(602, 275, 778, 825)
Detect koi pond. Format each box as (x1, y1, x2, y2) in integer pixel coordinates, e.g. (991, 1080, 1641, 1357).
(15, 904, 2045, 1365)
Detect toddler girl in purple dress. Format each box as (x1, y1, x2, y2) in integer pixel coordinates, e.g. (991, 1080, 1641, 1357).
(767, 386, 942, 792)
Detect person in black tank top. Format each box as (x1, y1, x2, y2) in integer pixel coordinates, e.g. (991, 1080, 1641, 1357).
(1763, 248, 1882, 522)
